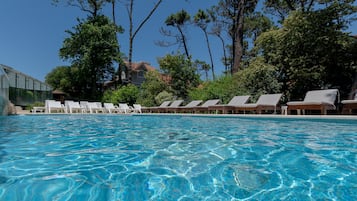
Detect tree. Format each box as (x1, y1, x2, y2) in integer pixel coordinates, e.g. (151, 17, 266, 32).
(255, 2, 357, 100)
(52, 0, 107, 17)
(194, 59, 211, 81)
(163, 10, 191, 58)
(212, 0, 258, 74)
(102, 84, 139, 105)
(264, 0, 356, 23)
(121, 0, 164, 82)
(243, 11, 274, 64)
(194, 9, 216, 80)
(136, 71, 168, 106)
(45, 66, 72, 92)
(234, 57, 281, 101)
(209, 19, 230, 73)
(158, 53, 200, 98)
(60, 15, 122, 100)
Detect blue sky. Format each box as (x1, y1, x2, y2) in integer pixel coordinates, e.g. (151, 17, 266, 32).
(0, 0, 356, 82)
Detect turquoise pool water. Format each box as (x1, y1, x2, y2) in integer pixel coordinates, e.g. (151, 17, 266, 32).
(0, 115, 356, 200)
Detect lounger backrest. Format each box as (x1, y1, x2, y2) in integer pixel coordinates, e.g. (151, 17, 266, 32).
(119, 103, 130, 110)
(87, 102, 98, 108)
(133, 104, 141, 109)
(201, 99, 220, 107)
(95, 102, 103, 108)
(159, 101, 171, 107)
(104, 103, 115, 109)
(49, 101, 62, 108)
(304, 89, 338, 104)
(168, 100, 184, 107)
(45, 100, 55, 108)
(80, 101, 88, 108)
(228, 95, 250, 106)
(256, 94, 282, 106)
(184, 100, 203, 107)
(69, 101, 81, 108)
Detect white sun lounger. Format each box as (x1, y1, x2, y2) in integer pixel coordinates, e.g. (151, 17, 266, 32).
(132, 104, 142, 113)
(208, 95, 250, 114)
(66, 101, 83, 113)
(87, 102, 104, 113)
(119, 103, 132, 114)
(233, 93, 282, 114)
(287, 89, 339, 115)
(46, 100, 65, 113)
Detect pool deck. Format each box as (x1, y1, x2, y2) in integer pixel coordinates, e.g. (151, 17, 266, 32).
(134, 113, 357, 121)
(16, 110, 357, 121)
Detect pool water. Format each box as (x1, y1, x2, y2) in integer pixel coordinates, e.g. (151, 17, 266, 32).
(0, 115, 356, 200)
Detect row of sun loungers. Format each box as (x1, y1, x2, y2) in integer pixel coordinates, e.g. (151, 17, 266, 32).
(41, 89, 356, 115)
(142, 89, 357, 115)
(142, 94, 282, 114)
(44, 100, 142, 114)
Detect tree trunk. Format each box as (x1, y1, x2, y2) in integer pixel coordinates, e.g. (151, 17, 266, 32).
(127, 0, 162, 83)
(178, 26, 190, 58)
(232, 0, 245, 74)
(127, 0, 134, 83)
(204, 30, 215, 80)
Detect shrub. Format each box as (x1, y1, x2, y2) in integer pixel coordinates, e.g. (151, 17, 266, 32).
(189, 76, 248, 104)
(136, 71, 168, 107)
(102, 84, 139, 105)
(235, 57, 282, 101)
(155, 91, 174, 104)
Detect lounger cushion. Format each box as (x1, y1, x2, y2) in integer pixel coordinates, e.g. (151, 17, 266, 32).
(341, 100, 357, 104)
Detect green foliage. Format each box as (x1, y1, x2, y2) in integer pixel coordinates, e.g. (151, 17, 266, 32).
(165, 10, 191, 57)
(45, 66, 72, 91)
(189, 75, 246, 103)
(26, 102, 44, 111)
(102, 84, 139, 105)
(136, 71, 168, 107)
(159, 53, 200, 99)
(255, 5, 357, 100)
(165, 9, 190, 26)
(155, 91, 174, 104)
(188, 57, 281, 103)
(59, 15, 122, 100)
(235, 57, 282, 101)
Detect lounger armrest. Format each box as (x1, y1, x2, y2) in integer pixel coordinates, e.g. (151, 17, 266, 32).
(341, 100, 357, 104)
(287, 101, 334, 106)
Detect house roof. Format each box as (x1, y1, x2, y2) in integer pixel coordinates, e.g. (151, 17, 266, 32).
(52, 89, 66, 95)
(124, 61, 156, 72)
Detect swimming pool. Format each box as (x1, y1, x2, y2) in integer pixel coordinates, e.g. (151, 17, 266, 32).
(0, 114, 356, 200)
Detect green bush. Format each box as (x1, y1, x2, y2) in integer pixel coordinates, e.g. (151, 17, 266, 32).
(136, 71, 168, 107)
(188, 57, 282, 103)
(102, 84, 139, 105)
(155, 91, 174, 104)
(26, 101, 45, 110)
(235, 57, 282, 101)
(189, 76, 248, 104)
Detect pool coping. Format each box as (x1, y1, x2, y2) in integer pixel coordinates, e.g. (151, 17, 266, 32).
(133, 113, 357, 121)
(14, 111, 357, 121)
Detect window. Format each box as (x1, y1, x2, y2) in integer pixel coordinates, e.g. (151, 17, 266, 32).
(138, 71, 144, 78)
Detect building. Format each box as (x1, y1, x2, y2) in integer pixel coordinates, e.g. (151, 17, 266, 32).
(121, 61, 156, 86)
(0, 64, 52, 115)
(0, 66, 9, 115)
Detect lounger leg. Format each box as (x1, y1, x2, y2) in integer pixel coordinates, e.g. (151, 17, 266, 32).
(297, 109, 301, 115)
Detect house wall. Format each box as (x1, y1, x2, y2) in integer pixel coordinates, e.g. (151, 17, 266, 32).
(0, 66, 9, 115)
(131, 71, 146, 86)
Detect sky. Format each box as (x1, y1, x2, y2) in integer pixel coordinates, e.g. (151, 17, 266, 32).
(0, 0, 356, 82)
